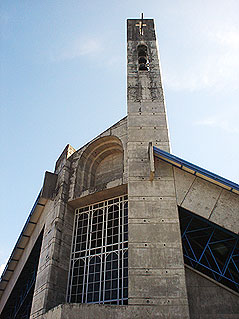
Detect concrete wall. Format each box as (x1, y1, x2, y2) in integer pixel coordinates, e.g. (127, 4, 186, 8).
(41, 265, 239, 319)
(185, 267, 239, 319)
(174, 167, 239, 234)
(95, 152, 123, 187)
(43, 303, 189, 319)
(29, 118, 128, 318)
(4, 16, 239, 319)
(127, 19, 189, 318)
(68, 117, 127, 201)
(30, 151, 75, 318)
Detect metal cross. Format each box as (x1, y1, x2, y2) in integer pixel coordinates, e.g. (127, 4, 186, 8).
(135, 13, 146, 36)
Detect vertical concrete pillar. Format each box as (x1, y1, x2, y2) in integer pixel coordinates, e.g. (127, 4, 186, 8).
(30, 149, 74, 318)
(127, 18, 189, 317)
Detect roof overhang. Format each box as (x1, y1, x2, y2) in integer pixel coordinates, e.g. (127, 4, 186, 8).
(0, 171, 57, 299)
(153, 147, 239, 194)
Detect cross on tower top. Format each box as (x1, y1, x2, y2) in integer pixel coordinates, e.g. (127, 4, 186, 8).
(135, 13, 147, 36)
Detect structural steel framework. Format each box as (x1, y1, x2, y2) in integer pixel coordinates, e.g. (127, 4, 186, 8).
(10, 268, 36, 319)
(67, 195, 128, 305)
(179, 206, 239, 293)
(0, 231, 43, 319)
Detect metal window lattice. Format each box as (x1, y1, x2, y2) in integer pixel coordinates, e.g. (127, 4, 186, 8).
(67, 195, 128, 305)
(179, 206, 239, 293)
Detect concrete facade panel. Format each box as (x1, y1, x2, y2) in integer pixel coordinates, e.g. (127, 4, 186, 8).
(128, 159, 150, 177)
(175, 167, 239, 234)
(155, 158, 174, 178)
(129, 275, 167, 298)
(128, 198, 178, 219)
(129, 247, 165, 268)
(181, 177, 222, 219)
(128, 127, 169, 143)
(127, 101, 165, 113)
(209, 189, 239, 234)
(164, 247, 185, 268)
(43, 303, 190, 319)
(128, 180, 176, 197)
(128, 223, 182, 244)
(185, 267, 239, 319)
(128, 114, 167, 127)
(173, 167, 196, 205)
(31, 198, 74, 316)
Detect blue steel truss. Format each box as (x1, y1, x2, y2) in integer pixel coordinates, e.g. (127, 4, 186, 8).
(10, 268, 37, 319)
(179, 207, 239, 293)
(1, 231, 43, 319)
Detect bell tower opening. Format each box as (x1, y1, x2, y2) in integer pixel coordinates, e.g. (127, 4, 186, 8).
(137, 44, 149, 71)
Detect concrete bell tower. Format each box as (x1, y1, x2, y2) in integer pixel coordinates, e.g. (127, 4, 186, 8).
(127, 15, 190, 317)
(3, 15, 238, 319)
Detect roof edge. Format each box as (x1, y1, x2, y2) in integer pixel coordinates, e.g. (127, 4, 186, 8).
(153, 147, 239, 193)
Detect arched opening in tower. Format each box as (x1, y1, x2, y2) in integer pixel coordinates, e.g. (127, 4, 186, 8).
(137, 44, 149, 71)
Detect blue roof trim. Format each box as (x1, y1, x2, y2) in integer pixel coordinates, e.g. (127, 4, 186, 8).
(153, 147, 239, 192)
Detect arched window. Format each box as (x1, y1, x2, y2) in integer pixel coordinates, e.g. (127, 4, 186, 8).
(137, 44, 149, 71)
(67, 195, 128, 305)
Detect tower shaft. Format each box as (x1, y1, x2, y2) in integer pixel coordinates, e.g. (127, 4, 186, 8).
(127, 18, 190, 317)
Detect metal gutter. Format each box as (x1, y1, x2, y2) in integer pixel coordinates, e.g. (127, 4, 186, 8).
(153, 146, 239, 194)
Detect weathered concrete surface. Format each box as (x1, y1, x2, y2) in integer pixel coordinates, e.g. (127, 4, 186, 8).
(210, 189, 239, 234)
(127, 19, 189, 317)
(30, 201, 74, 318)
(30, 157, 75, 318)
(55, 144, 76, 175)
(185, 267, 239, 319)
(180, 177, 222, 220)
(41, 172, 58, 200)
(43, 303, 189, 319)
(28, 115, 128, 318)
(3, 16, 239, 319)
(28, 117, 129, 318)
(173, 167, 196, 206)
(95, 152, 123, 186)
(174, 167, 239, 234)
(68, 118, 127, 200)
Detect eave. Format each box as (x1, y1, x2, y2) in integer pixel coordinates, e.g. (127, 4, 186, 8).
(153, 147, 239, 194)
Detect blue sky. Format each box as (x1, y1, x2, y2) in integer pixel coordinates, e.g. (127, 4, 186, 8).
(1, 0, 239, 274)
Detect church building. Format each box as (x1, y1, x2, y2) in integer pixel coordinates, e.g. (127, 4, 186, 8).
(0, 16, 239, 319)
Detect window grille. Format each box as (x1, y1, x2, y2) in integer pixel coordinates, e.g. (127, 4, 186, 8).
(67, 195, 128, 305)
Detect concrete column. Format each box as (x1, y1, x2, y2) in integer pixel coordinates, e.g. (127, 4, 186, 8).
(127, 18, 189, 318)
(30, 153, 74, 318)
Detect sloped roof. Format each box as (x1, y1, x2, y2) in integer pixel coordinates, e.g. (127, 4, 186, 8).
(153, 146, 239, 195)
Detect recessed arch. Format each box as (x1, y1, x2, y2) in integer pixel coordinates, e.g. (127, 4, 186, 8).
(76, 136, 124, 195)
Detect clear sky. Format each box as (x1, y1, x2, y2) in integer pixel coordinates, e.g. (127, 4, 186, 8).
(0, 0, 239, 275)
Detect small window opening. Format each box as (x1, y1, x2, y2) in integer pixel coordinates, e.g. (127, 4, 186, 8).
(137, 45, 149, 71)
